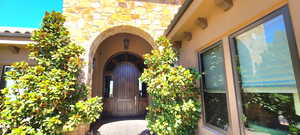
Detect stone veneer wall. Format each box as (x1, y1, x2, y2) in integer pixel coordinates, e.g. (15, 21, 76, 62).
(63, 0, 183, 47)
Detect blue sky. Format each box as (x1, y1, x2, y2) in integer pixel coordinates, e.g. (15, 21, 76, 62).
(264, 15, 286, 43)
(0, 0, 62, 28)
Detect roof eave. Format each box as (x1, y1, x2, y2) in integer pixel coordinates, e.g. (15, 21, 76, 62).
(164, 0, 193, 37)
(0, 33, 31, 38)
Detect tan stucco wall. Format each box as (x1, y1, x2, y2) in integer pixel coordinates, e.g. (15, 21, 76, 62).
(169, 0, 300, 135)
(178, 0, 290, 68)
(288, 0, 300, 54)
(0, 46, 32, 65)
(92, 33, 152, 97)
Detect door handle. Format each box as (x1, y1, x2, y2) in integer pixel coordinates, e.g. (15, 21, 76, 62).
(135, 96, 137, 105)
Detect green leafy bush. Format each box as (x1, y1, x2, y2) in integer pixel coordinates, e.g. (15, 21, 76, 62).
(0, 12, 102, 135)
(140, 37, 201, 135)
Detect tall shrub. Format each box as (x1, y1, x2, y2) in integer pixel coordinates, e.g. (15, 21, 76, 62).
(0, 12, 102, 135)
(140, 37, 201, 135)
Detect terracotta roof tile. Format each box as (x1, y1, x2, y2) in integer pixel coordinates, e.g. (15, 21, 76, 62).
(0, 27, 36, 37)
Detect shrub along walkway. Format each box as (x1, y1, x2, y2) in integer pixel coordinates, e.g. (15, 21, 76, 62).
(91, 117, 151, 135)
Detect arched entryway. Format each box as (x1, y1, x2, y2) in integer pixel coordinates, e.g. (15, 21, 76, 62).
(103, 53, 148, 117)
(91, 32, 152, 117)
(89, 27, 153, 133)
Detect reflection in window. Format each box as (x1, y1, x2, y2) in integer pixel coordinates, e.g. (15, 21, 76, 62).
(0, 66, 14, 89)
(200, 42, 229, 130)
(109, 80, 113, 98)
(233, 14, 300, 134)
(138, 79, 147, 97)
(104, 76, 113, 98)
(0, 66, 3, 89)
(0, 66, 19, 101)
(139, 80, 142, 96)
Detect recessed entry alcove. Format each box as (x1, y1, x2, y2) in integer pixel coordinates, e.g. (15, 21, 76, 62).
(91, 32, 153, 117)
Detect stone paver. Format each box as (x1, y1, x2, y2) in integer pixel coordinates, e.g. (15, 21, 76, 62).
(97, 120, 149, 135)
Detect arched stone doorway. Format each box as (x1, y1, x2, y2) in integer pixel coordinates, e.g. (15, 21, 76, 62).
(91, 32, 152, 118)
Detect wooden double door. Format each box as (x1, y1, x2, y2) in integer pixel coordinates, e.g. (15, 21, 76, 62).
(103, 62, 148, 117)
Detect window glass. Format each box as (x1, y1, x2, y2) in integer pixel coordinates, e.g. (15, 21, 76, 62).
(139, 80, 143, 96)
(200, 42, 229, 130)
(0, 66, 14, 89)
(142, 83, 147, 97)
(138, 79, 148, 97)
(109, 80, 114, 98)
(0, 66, 3, 87)
(0, 66, 2, 74)
(233, 14, 300, 134)
(104, 76, 113, 98)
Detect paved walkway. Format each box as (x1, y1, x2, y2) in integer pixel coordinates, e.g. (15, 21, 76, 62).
(91, 117, 151, 135)
(98, 120, 149, 135)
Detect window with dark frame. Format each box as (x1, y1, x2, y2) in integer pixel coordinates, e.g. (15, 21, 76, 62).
(0, 66, 4, 89)
(138, 80, 148, 97)
(199, 41, 230, 131)
(229, 5, 300, 135)
(104, 76, 113, 98)
(0, 66, 14, 90)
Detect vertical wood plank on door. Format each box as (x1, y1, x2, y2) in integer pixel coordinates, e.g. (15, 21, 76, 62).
(103, 62, 147, 117)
